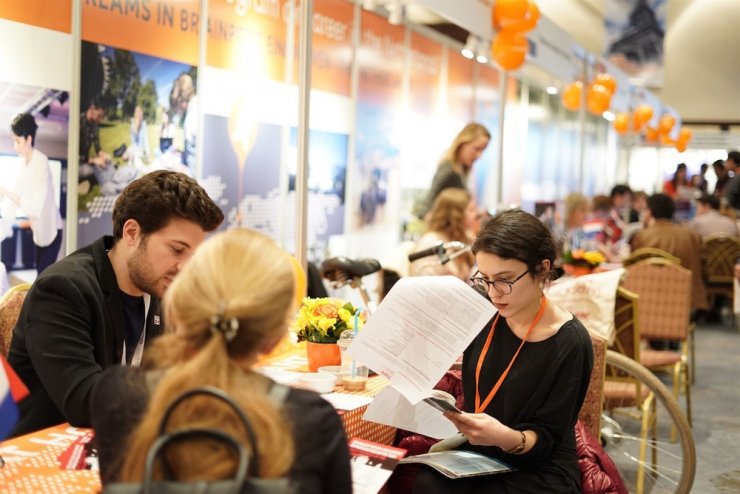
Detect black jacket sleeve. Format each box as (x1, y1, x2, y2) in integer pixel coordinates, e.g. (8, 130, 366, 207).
(23, 273, 105, 427)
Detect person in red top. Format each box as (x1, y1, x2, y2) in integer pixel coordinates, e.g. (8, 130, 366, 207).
(663, 163, 689, 198)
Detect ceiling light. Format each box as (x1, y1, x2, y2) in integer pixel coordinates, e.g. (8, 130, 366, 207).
(461, 35, 477, 60)
(476, 40, 490, 64)
(546, 86, 558, 95)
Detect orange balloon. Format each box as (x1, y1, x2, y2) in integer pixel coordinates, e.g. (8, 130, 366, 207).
(676, 141, 687, 153)
(493, 0, 530, 30)
(635, 104, 653, 125)
(632, 114, 645, 132)
(678, 127, 693, 143)
(492, 30, 528, 70)
(594, 74, 617, 95)
(561, 81, 583, 111)
(613, 112, 629, 134)
(658, 114, 676, 135)
(645, 127, 659, 142)
(660, 133, 674, 146)
(500, 1, 540, 32)
(586, 84, 611, 115)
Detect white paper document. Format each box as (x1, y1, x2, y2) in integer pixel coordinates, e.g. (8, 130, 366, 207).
(347, 276, 495, 404)
(363, 386, 458, 439)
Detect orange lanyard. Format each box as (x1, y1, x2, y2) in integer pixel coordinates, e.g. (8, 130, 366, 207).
(474, 298, 548, 413)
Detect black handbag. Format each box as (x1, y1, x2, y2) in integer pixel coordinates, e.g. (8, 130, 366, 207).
(103, 385, 295, 494)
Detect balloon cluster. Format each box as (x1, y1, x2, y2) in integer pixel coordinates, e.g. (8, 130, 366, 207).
(491, 0, 540, 70)
(561, 73, 617, 115)
(612, 106, 693, 152)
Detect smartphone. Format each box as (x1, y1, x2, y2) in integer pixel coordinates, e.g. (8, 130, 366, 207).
(423, 390, 462, 414)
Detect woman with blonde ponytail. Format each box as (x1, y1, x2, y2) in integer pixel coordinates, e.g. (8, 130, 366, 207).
(91, 228, 352, 493)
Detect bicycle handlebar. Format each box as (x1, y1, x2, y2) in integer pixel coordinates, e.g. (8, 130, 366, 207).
(407, 241, 470, 264)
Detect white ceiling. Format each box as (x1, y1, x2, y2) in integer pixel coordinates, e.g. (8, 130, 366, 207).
(538, 0, 740, 124)
(398, 0, 739, 124)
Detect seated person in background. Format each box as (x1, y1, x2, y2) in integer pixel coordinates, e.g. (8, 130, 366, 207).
(630, 193, 709, 311)
(413, 209, 594, 493)
(7, 171, 223, 436)
(690, 193, 739, 238)
(628, 190, 648, 224)
(561, 192, 593, 252)
(409, 188, 479, 280)
(91, 228, 352, 493)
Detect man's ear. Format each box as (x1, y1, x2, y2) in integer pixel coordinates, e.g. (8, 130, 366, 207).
(121, 219, 142, 247)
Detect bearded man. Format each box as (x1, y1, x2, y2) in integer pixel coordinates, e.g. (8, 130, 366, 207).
(7, 170, 223, 436)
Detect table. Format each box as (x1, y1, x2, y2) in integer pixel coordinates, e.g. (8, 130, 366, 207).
(0, 424, 99, 493)
(0, 345, 397, 493)
(258, 342, 397, 445)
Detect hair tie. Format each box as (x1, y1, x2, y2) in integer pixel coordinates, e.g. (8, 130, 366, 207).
(210, 301, 239, 343)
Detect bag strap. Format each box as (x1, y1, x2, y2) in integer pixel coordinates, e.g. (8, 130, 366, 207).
(157, 386, 261, 477)
(142, 428, 248, 494)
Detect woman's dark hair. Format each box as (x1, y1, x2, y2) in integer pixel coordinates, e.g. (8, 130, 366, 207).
(472, 209, 557, 278)
(11, 113, 38, 145)
(671, 163, 688, 190)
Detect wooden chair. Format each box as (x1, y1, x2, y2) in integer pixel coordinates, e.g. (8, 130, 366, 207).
(622, 258, 692, 431)
(702, 233, 740, 309)
(622, 247, 680, 268)
(602, 285, 655, 493)
(579, 334, 607, 441)
(0, 283, 32, 357)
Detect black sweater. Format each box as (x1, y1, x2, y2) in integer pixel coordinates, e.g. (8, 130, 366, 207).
(90, 366, 352, 494)
(460, 316, 594, 494)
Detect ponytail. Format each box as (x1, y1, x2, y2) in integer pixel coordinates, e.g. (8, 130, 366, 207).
(118, 332, 294, 482)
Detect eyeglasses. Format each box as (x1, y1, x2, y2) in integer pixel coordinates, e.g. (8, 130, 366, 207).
(470, 269, 529, 295)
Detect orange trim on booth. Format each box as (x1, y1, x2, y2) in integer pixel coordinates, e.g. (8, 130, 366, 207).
(0, 0, 72, 33)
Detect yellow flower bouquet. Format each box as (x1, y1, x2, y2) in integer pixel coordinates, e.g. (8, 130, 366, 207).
(293, 297, 364, 344)
(561, 249, 606, 276)
(562, 249, 607, 268)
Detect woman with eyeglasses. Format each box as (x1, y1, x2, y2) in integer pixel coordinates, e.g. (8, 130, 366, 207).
(413, 209, 594, 493)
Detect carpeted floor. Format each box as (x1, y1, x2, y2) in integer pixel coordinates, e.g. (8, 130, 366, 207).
(689, 318, 740, 493)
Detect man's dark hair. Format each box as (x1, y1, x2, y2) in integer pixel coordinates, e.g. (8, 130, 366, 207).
(11, 113, 38, 146)
(112, 171, 224, 240)
(647, 193, 675, 220)
(728, 151, 740, 165)
(610, 184, 632, 198)
(697, 193, 720, 211)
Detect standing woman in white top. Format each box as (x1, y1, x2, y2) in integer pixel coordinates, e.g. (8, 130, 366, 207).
(0, 113, 63, 274)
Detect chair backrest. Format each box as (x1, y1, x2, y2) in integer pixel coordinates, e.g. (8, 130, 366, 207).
(622, 259, 691, 342)
(0, 283, 32, 357)
(622, 247, 681, 267)
(702, 233, 740, 285)
(611, 286, 640, 361)
(579, 334, 606, 441)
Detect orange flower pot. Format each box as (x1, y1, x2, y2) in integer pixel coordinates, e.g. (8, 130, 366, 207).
(562, 264, 594, 277)
(306, 341, 341, 372)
